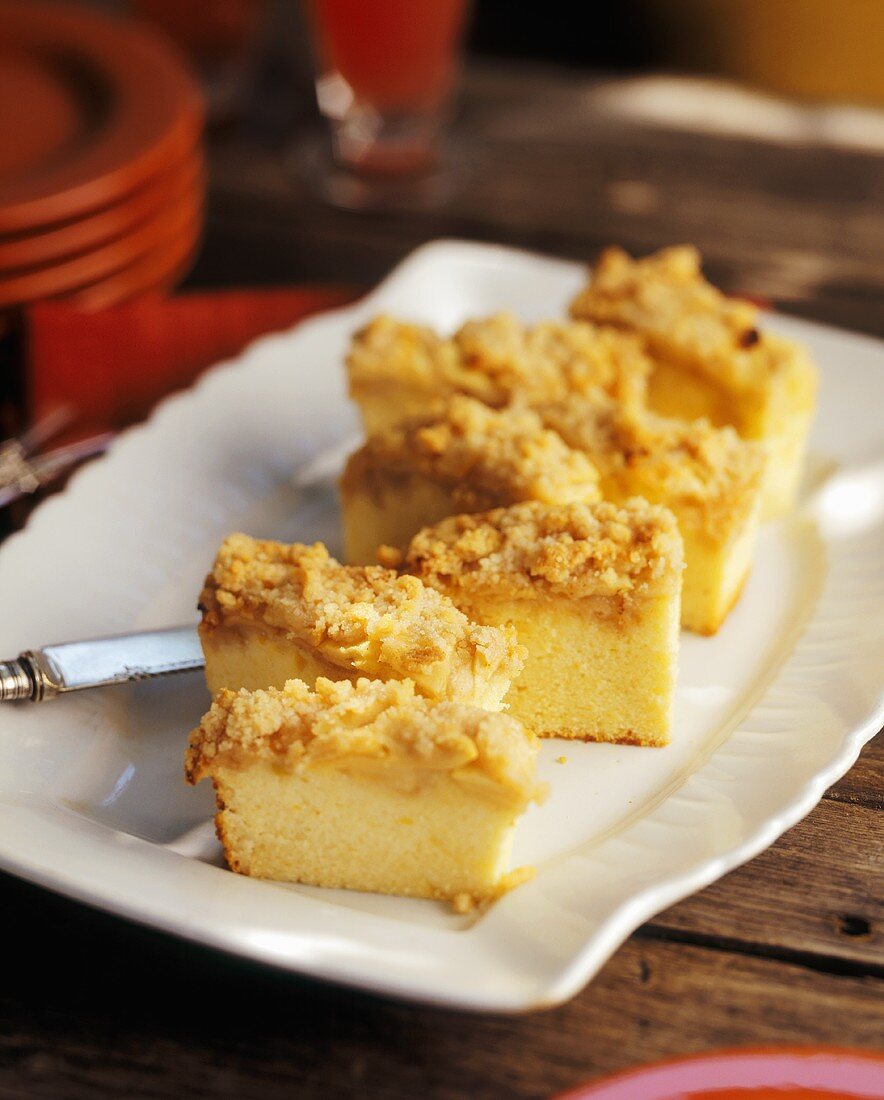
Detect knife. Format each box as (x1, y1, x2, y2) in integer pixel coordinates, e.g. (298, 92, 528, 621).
(0, 625, 204, 702)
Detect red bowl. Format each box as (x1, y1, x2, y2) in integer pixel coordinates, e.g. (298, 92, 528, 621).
(555, 1047, 884, 1100)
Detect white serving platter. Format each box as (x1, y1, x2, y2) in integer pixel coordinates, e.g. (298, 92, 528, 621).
(0, 241, 882, 1012)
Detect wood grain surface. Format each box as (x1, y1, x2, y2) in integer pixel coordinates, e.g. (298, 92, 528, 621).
(2, 61, 882, 1100)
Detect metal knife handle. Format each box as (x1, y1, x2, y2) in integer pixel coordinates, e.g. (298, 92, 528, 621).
(0, 649, 71, 701)
(0, 658, 38, 702)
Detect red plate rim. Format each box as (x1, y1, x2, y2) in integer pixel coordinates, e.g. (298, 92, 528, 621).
(69, 211, 202, 311)
(0, 0, 204, 232)
(554, 1046, 884, 1100)
(0, 152, 204, 271)
(0, 188, 202, 307)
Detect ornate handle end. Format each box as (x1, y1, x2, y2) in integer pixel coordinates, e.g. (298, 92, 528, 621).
(0, 659, 35, 702)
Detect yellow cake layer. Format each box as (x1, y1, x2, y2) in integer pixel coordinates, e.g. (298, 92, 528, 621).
(347, 312, 651, 434)
(534, 390, 765, 634)
(404, 501, 683, 744)
(340, 395, 601, 564)
(198, 534, 523, 709)
(185, 677, 544, 903)
(462, 595, 680, 744)
(201, 626, 348, 696)
(569, 245, 818, 518)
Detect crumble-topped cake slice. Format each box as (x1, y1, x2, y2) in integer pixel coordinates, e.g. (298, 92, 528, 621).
(347, 312, 650, 434)
(347, 315, 465, 434)
(569, 245, 818, 518)
(403, 500, 683, 745)
(185, 677, 545, 904)
(340, 394, 602, 565)
(199, 534, 523, 710)
(534, 389, 765, 634)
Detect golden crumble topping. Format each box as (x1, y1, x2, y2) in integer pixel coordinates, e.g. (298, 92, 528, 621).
(185, 677, 545, 806)
(404, 500, 683, 600)
(340, 395, 601, 508)
(534, 390, 766, 534)
(452, 313, 651, 405)
(570, 245, 817, 397)
(347, 312, 650, 407)
(199, 535, 524, 699)
(347, 315, 465, 389)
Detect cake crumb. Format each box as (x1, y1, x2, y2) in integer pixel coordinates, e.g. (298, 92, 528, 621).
(450, 865, 537, 914)
(452, 892, 476, 914)
(376, 544, 404, 569)
(556, 755, 567, 764)
(499, 865, 536, 893)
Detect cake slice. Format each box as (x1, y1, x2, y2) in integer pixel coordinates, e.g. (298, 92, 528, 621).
(569, 245, 818, 518)
(403, 500, 683, 745)
(347, 312, 650, 434)
(185, 677, 545, 905)
(347, 314, 464, 434)
(340, 395, 601, 565)
(534, 390, 765, 634)
(198, 534, 523, 710)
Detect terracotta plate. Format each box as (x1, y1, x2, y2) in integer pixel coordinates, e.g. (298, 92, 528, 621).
(0, 187, 201, 307)
(70, 214, 202, 311)
(556, 1047, 884, 1099)
(0, 153, 203, 271)
(0, 0, 203, 232)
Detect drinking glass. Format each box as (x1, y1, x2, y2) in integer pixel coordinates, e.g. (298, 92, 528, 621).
(301, 0, 470, 208)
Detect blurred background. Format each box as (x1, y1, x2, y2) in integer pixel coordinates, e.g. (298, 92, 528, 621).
(474, 0, 884, 102)
(115, 0, 884, 306)
(2, 0, 883, 519)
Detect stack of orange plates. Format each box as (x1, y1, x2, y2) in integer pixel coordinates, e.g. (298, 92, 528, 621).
(0, 0, 205, 312)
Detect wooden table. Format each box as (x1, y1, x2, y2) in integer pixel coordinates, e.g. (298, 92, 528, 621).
(2, 63, 883, 1099)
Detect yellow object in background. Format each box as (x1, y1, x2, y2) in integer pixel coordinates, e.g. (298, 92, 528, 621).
(657, 0, 884, 104)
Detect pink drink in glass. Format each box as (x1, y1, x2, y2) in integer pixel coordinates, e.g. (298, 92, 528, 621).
(306, 0, 469, 179)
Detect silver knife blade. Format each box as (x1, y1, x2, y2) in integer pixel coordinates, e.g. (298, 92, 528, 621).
(0, 625, 204, 702)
